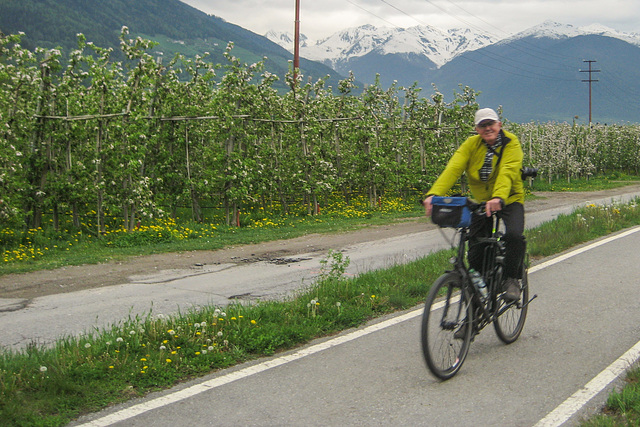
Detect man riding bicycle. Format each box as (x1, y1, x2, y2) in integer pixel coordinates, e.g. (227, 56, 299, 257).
(423, 108, 525, 301)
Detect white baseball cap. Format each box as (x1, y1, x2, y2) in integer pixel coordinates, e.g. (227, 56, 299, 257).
(474, 108, 500, 126)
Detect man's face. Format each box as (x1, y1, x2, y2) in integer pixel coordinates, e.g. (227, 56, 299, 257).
(475, 120, 502, 144)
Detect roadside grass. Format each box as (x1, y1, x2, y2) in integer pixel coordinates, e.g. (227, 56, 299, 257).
(582, 369, 640, 426)
(527, 201, 640, 259)
(0, 195, 422, 276)
(528, 172, 640, 192)
(1, 181, 640, 425)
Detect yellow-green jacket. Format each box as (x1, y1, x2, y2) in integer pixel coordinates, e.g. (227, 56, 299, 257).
(427, 130, 524, 205)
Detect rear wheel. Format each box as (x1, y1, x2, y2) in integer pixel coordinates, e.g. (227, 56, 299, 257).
(494, 270, 529, 344)
(421, 272, 473, 380)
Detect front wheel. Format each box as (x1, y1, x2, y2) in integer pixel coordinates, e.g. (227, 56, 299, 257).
(494, 270, 529, 344)
(421, 272, 473, 380)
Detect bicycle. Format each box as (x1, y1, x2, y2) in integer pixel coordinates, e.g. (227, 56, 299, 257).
(421, 171, 538, 380)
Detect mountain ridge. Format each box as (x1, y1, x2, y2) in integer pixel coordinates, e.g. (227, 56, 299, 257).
(266, 20, 640, 69)
(267, 24, 497, 68)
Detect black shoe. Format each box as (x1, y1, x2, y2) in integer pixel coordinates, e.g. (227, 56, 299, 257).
(503, 278, 521, 302)
(453, 324, 478, 341)
(453, 324, 467, 340)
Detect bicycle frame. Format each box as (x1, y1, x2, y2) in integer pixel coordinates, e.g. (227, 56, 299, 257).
(445, 209, 528, 333)
(445, 225, 490, 333)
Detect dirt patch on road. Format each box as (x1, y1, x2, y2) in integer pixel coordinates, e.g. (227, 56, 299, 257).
(2, 185, 640, 300)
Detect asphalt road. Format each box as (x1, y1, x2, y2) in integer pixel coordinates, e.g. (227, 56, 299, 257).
(71, 225, 640, 427)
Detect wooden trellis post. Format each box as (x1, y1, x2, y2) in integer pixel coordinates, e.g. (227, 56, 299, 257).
(29, 54, 52, 229)
(95, 85, 106, 235)
(185, 124, 202, 223)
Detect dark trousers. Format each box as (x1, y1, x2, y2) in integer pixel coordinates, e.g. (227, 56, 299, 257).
(468, 202, 525, 279)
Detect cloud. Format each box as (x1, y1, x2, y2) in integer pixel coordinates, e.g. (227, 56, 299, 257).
(181, 0, 640, 41)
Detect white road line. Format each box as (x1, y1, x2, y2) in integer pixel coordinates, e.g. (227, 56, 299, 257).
(78, 226, 640, 427)
(533, 340, 640, 427)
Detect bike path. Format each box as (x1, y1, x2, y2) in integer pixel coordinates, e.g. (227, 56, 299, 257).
(73, 227, 640, 426)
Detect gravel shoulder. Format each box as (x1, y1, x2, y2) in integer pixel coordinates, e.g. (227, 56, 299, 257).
(2, 185, 639, 300)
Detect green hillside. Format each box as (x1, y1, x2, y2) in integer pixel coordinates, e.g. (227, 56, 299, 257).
(0, 0, 344, 90)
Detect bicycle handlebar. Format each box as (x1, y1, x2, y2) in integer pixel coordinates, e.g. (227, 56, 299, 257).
(467, 199, 504, 217)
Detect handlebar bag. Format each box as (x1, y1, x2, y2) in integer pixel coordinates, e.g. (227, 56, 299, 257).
(431, 196, 471, 228)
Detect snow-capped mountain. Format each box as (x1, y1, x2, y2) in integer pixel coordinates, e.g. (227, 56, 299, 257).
(266, 21, 640, 70)
(266, 24, 496, 69)
(502, 20, 640, 46)
(264, 30, 309, 49)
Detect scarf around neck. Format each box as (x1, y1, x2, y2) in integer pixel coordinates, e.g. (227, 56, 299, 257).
(479, 132, 503, 182)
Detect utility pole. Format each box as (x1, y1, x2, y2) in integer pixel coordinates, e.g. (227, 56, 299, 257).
(580, 60, 600, 125)
(293, 0, 300, 83)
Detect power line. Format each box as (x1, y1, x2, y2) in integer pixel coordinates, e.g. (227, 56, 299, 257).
(378, 0, 428, 24)
(599, 69, 640, 98)
(345, 0, 402, 28)
(349, 0, 576, 78)
(339, 0, 601, 86)
(455, 54, 575, 82)
(429, 0, 570, 61)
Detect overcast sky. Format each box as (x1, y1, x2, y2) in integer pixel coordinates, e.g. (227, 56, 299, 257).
(181, 0, 640, 41)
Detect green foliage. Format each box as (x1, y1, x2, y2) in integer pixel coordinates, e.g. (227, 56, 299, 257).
(509, 122, 640, 183)
(318, 249, 351, 281)
(0, 30, 478, 236)
(583, 367, 640, 426)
